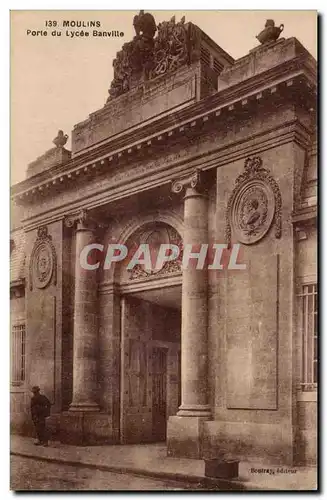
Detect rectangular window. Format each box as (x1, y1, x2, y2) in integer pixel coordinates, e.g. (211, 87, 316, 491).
(11, 323, 26, 386)
(299, 284, 317, 391)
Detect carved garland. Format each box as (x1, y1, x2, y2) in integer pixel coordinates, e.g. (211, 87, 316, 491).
(225, 156, 282, 246)
(29, 226, 57, 290)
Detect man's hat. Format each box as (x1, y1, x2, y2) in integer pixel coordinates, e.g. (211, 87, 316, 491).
(31, 386, 40, 393)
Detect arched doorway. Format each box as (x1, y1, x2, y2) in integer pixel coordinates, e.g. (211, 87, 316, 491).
(115, 221, 182, 444)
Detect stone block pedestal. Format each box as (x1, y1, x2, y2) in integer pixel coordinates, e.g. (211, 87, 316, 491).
(59, 412, 114, 445)
(205, 459, 239, 479)
(167, 415, 209, 459)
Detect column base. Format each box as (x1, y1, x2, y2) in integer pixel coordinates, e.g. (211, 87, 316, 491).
(167, 414, 211, 459)
(69, 402, 100, 412)
(177, 404, 211, 418)
(59, 412, 114, 445)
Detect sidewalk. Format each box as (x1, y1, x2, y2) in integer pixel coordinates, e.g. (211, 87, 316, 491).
(10, 435, 317, 491)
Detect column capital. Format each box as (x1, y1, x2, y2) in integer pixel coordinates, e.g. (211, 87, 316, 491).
(171, 169, 206, 197)
(64, 209, 93, 230)
(64, 209, 106, 232)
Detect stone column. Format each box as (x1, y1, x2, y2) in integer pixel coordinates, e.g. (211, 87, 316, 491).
(65, 210, 100, 412)
(167, 169, 211, 458)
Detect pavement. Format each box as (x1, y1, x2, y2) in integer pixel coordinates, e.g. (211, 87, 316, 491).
(10, 455, 194, 491)
(10, 435, 317, 491)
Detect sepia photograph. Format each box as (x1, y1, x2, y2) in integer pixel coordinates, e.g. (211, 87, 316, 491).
(10, 9, 318, 491)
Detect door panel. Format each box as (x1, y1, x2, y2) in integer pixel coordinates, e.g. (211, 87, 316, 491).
(152, 347, 167, 441)
(120, 296, 180, 444)
(120, 298, 152, 444)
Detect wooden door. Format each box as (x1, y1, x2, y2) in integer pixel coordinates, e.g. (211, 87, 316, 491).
(152, 347, 168, 441)
(120, 297, 152, 444)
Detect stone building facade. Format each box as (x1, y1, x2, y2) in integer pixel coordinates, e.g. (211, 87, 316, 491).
(10, 13, 317, 466)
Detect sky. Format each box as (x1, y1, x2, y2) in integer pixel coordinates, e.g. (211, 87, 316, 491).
(10, 10, 317, 185)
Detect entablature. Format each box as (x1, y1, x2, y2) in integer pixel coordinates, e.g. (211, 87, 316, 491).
(12, 55, 316, 206)
(20, 115, 311, 232)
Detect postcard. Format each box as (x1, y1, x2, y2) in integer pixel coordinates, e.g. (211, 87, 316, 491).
(10, 10, 317, 491)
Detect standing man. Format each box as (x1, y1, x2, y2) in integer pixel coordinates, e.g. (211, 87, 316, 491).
(30, 386, 51, 446)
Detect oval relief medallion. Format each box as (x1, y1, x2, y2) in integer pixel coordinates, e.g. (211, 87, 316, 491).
(32, 241, 54, 288)
(29, 226, 57, 291)
(231, 180, 275, 245)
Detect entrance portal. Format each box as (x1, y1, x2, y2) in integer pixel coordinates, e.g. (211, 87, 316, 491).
(119, 287, 181, 444)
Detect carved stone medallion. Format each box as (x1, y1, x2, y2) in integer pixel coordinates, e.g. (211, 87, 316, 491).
(226, 156, 282, 246)
(231, 180, 274, 244)
(128, 224, 182, 280)
(29, 226, 57, 290)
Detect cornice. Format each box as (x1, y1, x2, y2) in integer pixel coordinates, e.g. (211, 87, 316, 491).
(98, 281, 120, 296)
(292, 205, 317, 225)
(21, 119, 310, 232)
(10, 278, 25, 290)
(98, 275, 182, 295)
(119, 273, 182, 294)
(12, 58, 316, 203)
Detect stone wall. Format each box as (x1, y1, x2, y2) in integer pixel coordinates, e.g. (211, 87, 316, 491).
(295, 224, 317, 465)
(10, 295, 27, 434)
(72, 64, 200, 155)
(296, 396, 317, 465)
(25, 220, 64, 412)
(205, 137, 306, 465)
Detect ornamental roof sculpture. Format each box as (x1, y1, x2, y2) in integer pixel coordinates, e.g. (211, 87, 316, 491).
(256, 20, 284, 45)
(133, 10, 157, 38)
(53, 130, 69, 148)
(26, 130, 71, 178)
(107, 11, 201, 100)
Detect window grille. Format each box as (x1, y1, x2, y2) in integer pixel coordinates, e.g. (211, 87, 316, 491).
(213, 58, 224, 74)
(200, 46, 211, 66)
(299, 284, 317, 391)
(11, 323, 26, 385)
